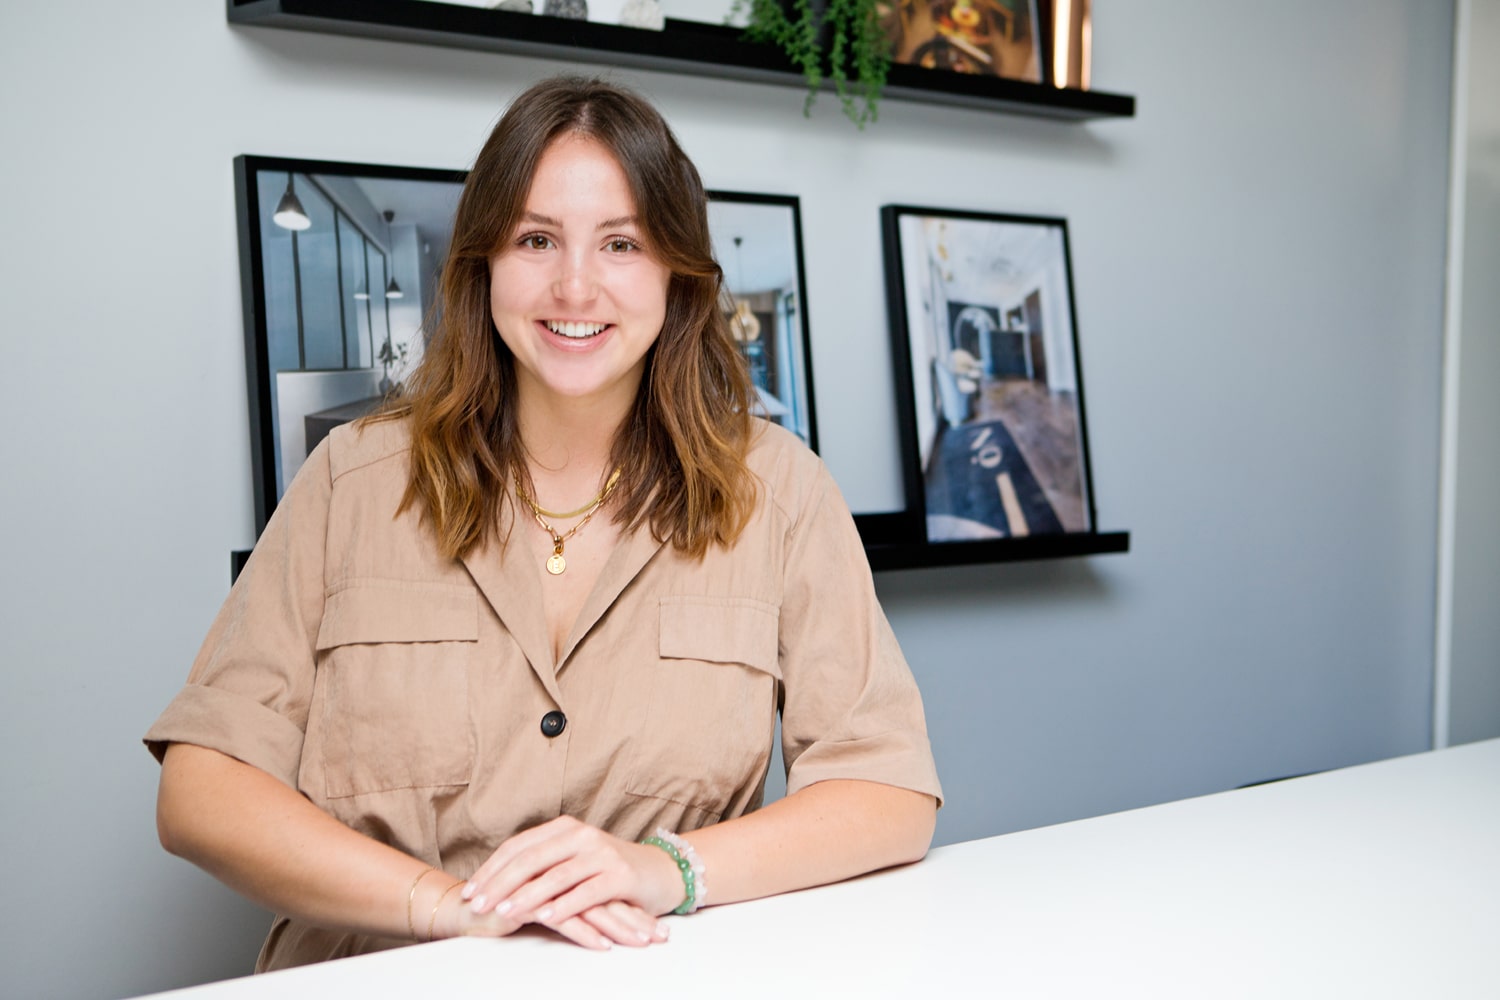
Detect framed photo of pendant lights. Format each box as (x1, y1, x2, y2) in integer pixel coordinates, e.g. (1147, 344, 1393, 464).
(705, 190, 818, 451)
(233, 155, 467, 536)
(233, 158, 819, 549)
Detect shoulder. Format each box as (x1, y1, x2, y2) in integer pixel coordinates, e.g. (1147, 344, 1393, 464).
(325, 416, 413, 484)
(744, 420, 838, 529)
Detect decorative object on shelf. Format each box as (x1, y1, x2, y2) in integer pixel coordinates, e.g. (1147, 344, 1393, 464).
(880, 0, 1041, 83)
(543, 0, 587, 18)
(732, 0, 893, 128)
(233, 155, 467, 534)
(707, 190, 818, 449)
(492, 0, 534, 12)
(869, 204, 1119, 566)
(618, 0, 665, 30)
(1044, 0, 1090, 89)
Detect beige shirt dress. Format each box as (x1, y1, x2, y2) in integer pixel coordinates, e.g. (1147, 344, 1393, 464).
(145, 418, 942, 971)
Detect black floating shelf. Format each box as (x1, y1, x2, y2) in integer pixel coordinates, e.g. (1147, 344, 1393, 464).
(228, 0, 1135, 121)
(862, 530, 1130, 572)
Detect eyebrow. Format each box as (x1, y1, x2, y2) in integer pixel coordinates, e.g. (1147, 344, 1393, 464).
(521, 211, 639, 231)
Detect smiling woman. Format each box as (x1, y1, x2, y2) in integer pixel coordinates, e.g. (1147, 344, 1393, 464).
(145, 76, 942, 973)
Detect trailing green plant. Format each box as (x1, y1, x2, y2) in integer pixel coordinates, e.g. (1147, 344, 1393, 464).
(731, 0, 892, 129)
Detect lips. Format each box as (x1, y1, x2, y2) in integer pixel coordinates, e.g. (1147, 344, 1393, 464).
(545, 320, 609, 339)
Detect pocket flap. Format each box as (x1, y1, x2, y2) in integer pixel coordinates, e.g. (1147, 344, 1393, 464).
(316, 582, 479, 650)
(659, 596, 780, 678)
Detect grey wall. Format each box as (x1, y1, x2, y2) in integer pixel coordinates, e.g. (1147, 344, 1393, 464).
(0, 1, 1457, 998)
(1444, 0, 1500, 746)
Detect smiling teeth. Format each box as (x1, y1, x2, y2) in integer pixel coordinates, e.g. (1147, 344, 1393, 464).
(547, 321, 607, 339)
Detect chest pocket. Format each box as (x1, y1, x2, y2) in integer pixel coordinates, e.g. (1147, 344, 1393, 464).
(313, 582, 478, 799)
(626, 596, 781, 821)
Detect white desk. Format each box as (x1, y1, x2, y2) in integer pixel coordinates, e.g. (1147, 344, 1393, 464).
(138, 739, 1500, 999)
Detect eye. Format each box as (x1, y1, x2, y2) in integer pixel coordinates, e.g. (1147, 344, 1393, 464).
(517, 233, 553, 251)
(605, 237, 641, 253)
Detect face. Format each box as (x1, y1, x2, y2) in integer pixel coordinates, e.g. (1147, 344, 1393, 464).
(489, 133, 671, 417)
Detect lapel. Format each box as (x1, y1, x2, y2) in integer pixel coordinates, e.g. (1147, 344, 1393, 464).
(461, 515, 564, 705)
(556, 522, 665, 672)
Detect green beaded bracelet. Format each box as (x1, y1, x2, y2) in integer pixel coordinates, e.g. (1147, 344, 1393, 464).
(641, 834, 702, 914)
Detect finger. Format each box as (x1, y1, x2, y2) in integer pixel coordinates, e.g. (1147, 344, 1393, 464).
(547, 913, 614, 951)
(516, 869, 609, 929)
(581, 901, 670, 947)
(464, 816, 580, 902)
(456, 907, 526, 939)
(501, 861, 613, 925)
(468, 833, 593, 915)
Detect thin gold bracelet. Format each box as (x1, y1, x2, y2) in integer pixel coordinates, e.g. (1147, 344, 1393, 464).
(429, 881, 465, 942)
(406, 867, 437, 941)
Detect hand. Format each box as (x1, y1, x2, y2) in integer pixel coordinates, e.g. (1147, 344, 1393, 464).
(437, 891, 668, 951)
(460, 816, 684, 948)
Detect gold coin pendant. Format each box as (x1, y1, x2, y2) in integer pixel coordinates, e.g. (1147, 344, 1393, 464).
(546, 553, 567, 575)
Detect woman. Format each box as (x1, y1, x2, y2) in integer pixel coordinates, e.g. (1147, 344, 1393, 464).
(147, 76, 941, 970)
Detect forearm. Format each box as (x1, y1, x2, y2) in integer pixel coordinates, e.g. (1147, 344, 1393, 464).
(157, 743, 462, 942)
(681, 779, 936, 907)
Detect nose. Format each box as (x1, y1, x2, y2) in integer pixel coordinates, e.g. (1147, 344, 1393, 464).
(552, 247, 599, 303)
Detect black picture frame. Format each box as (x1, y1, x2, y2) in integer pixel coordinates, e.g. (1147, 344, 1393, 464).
(705, 189, 819, 452)
(866, 204, 1127, 569)
(234, 157, 819, 548)
(233, 154, 468, 536)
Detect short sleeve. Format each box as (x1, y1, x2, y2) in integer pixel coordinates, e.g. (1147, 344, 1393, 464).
(142, 439, 334, 787)
(777, 463, 944, 807)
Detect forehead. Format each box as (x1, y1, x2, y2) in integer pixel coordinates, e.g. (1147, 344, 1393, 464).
(524, 134, 637, 212)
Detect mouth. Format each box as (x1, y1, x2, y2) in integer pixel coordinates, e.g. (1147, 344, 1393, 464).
(545, 320, 610, 340)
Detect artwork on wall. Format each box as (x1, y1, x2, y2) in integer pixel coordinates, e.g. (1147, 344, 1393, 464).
(879, 205, 1098, 551)
(881, 0, 1042, 83)
(233, 158, 818, 538)
(706, 190, 818, 450)
(233, 155, 468, 534)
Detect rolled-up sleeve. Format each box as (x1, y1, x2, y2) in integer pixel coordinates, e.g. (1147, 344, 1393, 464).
(777, 464, 944, 807)
(143, 440, 332, 788)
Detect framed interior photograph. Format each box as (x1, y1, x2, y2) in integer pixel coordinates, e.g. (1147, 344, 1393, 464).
(876, 204, 1121, 566)
(706, 190, 818, 450)
(234, 159, 817, 544)
(881, 0, 1043, 83)
(233, 155, 468, 534)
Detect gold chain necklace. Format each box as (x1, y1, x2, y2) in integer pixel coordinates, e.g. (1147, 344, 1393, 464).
(515, 469, 622, 576)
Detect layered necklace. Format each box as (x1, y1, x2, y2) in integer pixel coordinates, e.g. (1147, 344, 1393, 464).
(515, 468, 623, 576)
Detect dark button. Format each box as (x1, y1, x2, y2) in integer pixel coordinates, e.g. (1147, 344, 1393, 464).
(540, 710, 567, 738)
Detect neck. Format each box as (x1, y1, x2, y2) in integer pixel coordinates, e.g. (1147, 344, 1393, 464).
(515, 387, 632, 504)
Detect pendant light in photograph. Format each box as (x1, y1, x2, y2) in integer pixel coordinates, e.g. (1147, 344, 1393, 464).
(383, 211, 404, 298)
(272, 173, 311, 231)
(729, 236, 761, 343)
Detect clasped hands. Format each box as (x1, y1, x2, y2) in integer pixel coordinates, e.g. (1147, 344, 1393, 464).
(438, 815, 684, 950)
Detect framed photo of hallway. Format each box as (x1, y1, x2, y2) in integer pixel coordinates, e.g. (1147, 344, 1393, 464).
(875, 205, 1111, 565)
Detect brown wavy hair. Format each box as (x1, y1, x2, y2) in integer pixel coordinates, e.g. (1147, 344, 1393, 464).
(368, 76, 757, 561)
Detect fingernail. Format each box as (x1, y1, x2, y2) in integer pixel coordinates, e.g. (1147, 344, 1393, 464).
(536, 906, 552, 920)
(637, 930, 651, 943)
(469, 895, 486, 913)
(460, 882, 476, 901)
(656, 922, 670, 939)
(599, 937, 613, 950)
(495, 900, 513, 916)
